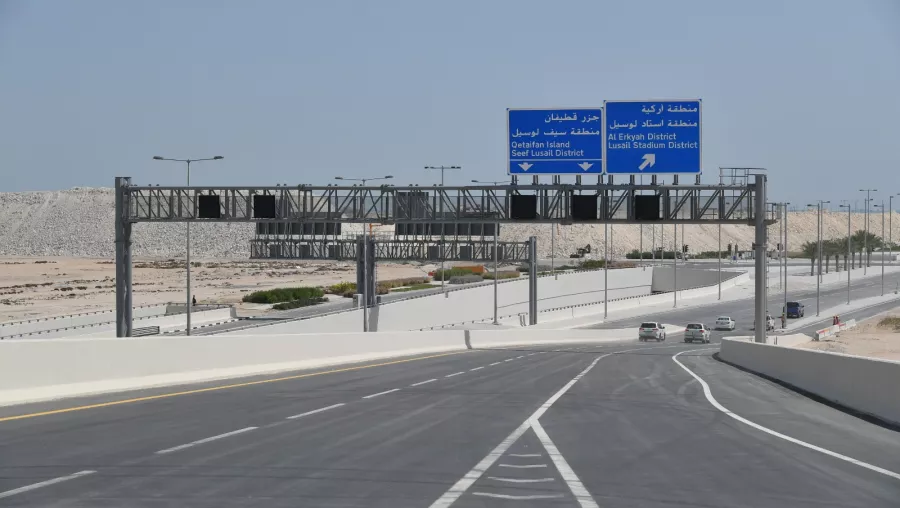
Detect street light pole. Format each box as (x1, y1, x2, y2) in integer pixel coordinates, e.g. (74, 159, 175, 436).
(874, 202, 885, 295)
(153, 155, 224, 336)
(840, 203, 852, 304)
(782, 202, 790, 327)
(860, 189, 877, 273)
(426, 166, 461, 294)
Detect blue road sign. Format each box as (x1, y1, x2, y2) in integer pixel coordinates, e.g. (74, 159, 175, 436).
(604, 100, 701, 175)
(508, 108, 603, 175)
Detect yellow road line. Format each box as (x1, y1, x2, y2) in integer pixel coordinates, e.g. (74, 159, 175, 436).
(0, 351, 464, 423)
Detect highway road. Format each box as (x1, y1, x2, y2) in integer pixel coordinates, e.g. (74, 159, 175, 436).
(2, 331, 899, 505)
(588, 269, 900, 340)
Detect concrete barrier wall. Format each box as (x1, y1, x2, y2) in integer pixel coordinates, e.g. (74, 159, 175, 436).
(0, 304, 167, 337)
(651, 267, 743, 293)
(0, 326, 656, 406)
(0, 330, 468, 405)
(222, 268, 653, 335)
(720, 338, 900, 426)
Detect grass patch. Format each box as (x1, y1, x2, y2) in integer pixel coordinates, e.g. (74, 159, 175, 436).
(242, 286, 325, 304)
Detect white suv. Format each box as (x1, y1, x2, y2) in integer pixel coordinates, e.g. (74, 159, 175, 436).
(639, 322, 667, 342)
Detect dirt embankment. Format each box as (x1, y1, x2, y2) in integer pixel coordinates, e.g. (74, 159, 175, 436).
(798, 309, 900, 361)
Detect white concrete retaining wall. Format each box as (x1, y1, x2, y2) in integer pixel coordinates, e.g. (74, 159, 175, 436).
(532, 271, 750, 326)
(0, 304, 167, 338)
(651, 267, 743, 293)
(720, 338, 900, 426)
(221, 268, 653, 335)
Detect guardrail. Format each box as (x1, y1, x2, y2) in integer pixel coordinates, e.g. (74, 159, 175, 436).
(0, 302, 167, 329)
(132, 326, 160, 337)
(1, 304, 236, 340)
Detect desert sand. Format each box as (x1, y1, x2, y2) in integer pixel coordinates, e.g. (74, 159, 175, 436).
(0, 257, 430, 322)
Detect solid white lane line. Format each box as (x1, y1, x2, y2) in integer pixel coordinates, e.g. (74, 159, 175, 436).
(156, 427, 257, 455)
(286, 403, 345, 420)
(509, 453, 542, 457)
(489, 362, 502, 366)
(532, 420, 600, 508)
(488, 476, 554, 483)
(473, 493, 564, 500)
(411, 378, 438, 387)
(362, 388, 400, 399)
(0, 470, 95, 499)
(445, 372, 465, 378)
(672, 351, 900, 481)
(470, 366, 484, 371)
(428, 355, 606, 508)
(499, 463, 547, 468)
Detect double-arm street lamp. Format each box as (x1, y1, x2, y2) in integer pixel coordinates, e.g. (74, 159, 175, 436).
(152, 155, 224, 336)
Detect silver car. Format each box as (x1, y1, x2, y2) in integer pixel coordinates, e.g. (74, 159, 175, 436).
(639, 322, 667, 342)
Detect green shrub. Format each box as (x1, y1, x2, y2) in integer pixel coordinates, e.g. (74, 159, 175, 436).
(242, 287, 325, 304)
(326, 281, 356, 294)
(272, 296, 327, 310)
(433, 268, 480, 281)
(578, 259, 606, 269)
(627, 250, 679, 260)
(482, 271, 520, 280)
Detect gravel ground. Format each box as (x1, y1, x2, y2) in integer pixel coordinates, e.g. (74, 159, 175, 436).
(1, 187, 897, 259)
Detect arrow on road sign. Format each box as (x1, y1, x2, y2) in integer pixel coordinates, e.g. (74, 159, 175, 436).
(638, 154, 656, 171)
(518, 162, 533, 171)
(577, 162, 594, 171)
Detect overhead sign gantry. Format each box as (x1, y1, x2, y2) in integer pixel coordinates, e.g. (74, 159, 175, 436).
(115, 176, 773, 339)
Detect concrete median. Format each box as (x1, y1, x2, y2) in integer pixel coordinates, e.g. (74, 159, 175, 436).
(720, 338, 900, 426)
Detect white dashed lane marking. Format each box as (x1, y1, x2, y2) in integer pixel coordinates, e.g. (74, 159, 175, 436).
(362, 388, 400, 399)
(286, 403, 345, 420)
(410, 378, 437, 387)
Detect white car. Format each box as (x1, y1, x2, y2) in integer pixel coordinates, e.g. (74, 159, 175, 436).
(639, 322, 667, 342)
(715, 316, 736, 331)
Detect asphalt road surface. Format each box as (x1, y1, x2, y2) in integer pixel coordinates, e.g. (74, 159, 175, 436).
(587, 269, 900, 340)
(2, 327, 899, 505)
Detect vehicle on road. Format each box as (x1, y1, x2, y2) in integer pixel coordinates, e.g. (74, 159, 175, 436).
(684, 323, 711, 343)
(784, 301, 805, 318)
(714, 316, 736, 331)
(638, 322, 667, 342)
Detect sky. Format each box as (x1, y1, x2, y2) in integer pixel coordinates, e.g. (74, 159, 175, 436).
(1, 0, 899, 208)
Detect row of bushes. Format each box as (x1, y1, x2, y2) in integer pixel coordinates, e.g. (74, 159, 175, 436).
(272, 297, 328, 310)
(625, 250, 684, 260)
(432, 268, 481, 281)
(482, 271, 520, 280)
(242, 287, 325, 304)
